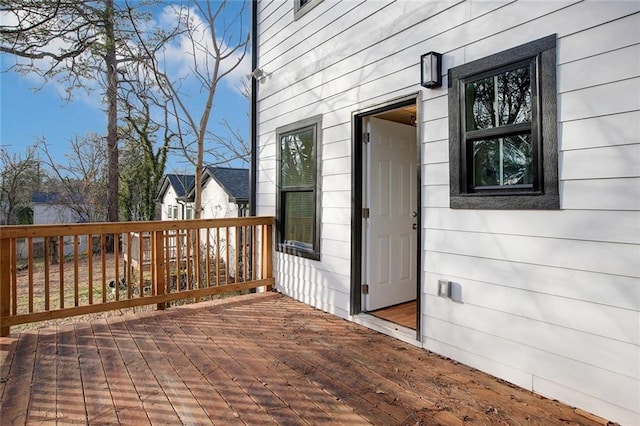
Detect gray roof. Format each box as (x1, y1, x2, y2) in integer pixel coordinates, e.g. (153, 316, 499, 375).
(32, 192, 85, 204)
(203, 167, 249, 202)
(157, 174, 195, 201)
(167, 174, 195, 198)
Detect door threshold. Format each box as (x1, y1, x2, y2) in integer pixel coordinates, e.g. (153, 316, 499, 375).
(352, 313, 421, 347)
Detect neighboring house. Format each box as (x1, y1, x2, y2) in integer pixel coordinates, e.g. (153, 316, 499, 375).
(31, 192, 88, 258)
(157, 174, 195, 220)
(197, 166, 249, 219)
(156, 168, 250, 280)
(251, 1, 639, 425)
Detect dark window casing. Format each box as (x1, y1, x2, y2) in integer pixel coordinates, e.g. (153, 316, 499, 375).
(448, 34, 559, 209)
(294, 0, 322, 20)
(276, 115, 322, 260)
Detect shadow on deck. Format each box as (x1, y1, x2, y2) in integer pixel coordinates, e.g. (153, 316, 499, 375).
(0, 293, 602, 425)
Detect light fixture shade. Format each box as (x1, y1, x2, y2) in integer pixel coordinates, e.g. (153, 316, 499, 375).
(420, 52, 442, 88)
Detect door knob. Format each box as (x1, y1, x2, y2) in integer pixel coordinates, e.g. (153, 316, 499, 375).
(412, 223, 418, 230)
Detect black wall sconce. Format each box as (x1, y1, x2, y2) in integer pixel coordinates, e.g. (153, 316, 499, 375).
(420, 52, 442, 88)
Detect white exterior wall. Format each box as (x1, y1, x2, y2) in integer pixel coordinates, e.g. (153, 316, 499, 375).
(32, 203, 88, 257)
(200, 178, 241, 278)
(200, 179, 240, 219)
(254, 1, 640, 424)
(160, 185, 183, 220)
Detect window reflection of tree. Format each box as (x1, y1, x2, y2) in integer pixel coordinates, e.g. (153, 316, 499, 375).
(467, 66, 533, 187)
(280, 128, 315, 248)
(281, 130, 314, 186)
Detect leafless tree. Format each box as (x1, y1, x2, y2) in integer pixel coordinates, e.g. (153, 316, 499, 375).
(126, 0, 250, 218)
(0, 0, 152, 227)
(0, 144, 43, 225)
(38, 134, 108, 223)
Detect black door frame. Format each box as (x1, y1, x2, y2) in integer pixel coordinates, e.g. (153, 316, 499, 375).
(350, 93, 422, 339)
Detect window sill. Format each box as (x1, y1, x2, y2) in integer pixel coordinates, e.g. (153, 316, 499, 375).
(450, 193, 560, 210)
(277, 243, 320, 261)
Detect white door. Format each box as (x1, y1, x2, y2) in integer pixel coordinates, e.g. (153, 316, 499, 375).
(364, 117, 417, 311)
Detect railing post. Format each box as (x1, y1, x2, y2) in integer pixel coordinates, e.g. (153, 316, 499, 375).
(261, 223, 273, 290)
(0, 238, 12, 336)
(153, 230, 166, 310)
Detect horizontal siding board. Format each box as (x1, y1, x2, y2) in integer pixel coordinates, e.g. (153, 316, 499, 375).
(423, 185, 449, 208)
(423, 336, 534, 391)
(561, 111, 640, 151)
(533, 377, 639, 426)
(558, 11, 640, 64)
(558, 43, 640, 93)
(423, 163, 449, 186)
(427, 229, 640, 277)
(425, 275, 640, 349)
(321, 190, 351, 209)
(423, 118, 448, 145)
(423, 140, 448, 166)
(322, 207, 350, 225)
(322, 174, 350, 192)
(559, 77, 640, 121)
(424, 251, 640, 311)
(321, 239, 350, 256)
(561, 144, 640, 180)
(561, 178, 640, 211)
(424, 209, 640, 245)
(321, 223, 350, 243)
(260, 1, 462, 97)
(322, 157, 351, 176)
(424, 317, 639, 416)
(260, 0, 366, 65)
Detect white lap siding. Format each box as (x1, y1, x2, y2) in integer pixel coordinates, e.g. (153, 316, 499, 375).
(254, 1, 640, 424)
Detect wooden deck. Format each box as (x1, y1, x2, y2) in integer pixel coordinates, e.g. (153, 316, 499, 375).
(0, 293, 604, 425)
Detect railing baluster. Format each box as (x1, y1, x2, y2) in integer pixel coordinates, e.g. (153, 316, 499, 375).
(28, 237, 34, 313)
(101, 234, 107, 303)
(215, 228, 220, 286)
(205, 228, 211, 288)
(185, 230, 192, 291)
(59, 235, 64, 309)
(74, 235, 79, 307)
(195, 229, 201, 291)
(114, 233, 119, 302)
(137, 232, 144, 297)
(88, 234, 93, 305)
(44, 237, 50, 311)
(11, 239, 16, 315)
(0, 238, 11, 336)
(126, 232, 132, 299)
(252, 224, 257, 281)
(225, 227, 230, 286)
(153, 230, 165, 310)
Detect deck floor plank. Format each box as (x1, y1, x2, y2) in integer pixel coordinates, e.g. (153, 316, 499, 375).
(106, 316, 182, 425)
(146, 312, 246, 426)
(0, 332, 37, 425)
(55, 325, 86, 423)
(91, 319, 151, 425)
(0, 293, 607, 426)
(128, 312, 214, 425)
(75, 322, 120, 425)
(186, 307, 349, 425)
(27, 329, 57, 424)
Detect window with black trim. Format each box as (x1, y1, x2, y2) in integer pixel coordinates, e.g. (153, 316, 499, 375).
(448, 34, 559, 209)
(276, 115, 322, 260)
(294, 0, 322, 20)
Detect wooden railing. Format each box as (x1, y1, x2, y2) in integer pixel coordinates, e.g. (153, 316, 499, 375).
(0, 217, 274, 336)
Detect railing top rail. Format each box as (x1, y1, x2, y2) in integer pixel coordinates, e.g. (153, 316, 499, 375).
(0, 216, 275, 239)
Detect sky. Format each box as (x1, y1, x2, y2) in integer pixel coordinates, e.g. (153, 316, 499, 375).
(0, 1, 251, 175)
